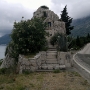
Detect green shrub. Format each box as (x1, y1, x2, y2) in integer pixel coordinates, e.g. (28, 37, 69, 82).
(0, 60, 3, 66)
(0, 68, 7, 74)
(0, 66, 17, 74)
(5, 17, 47, 62)
(40, 5, 49, 9)
(81, 80, 88, 85)
(22, 70, 33, 75)
(71, 71, 81, 77)
(53, 69, 60, 73)
(50, 33, 67, 51)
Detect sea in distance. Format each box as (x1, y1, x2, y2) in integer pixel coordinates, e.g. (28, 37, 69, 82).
(0, 45, 6, 59)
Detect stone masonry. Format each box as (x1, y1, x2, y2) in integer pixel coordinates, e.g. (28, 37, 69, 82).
(1, 6, 71, 73)
(17, 6, 68, 72)
(33, 6, 66, 47)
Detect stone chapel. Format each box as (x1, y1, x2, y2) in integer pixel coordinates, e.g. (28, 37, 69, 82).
(33, 6, 66, 48)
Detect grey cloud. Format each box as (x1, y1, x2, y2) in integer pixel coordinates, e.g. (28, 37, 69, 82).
(51, 0, 90, 19)
(0, 0, 33, 35)
(0, 0, 90, 36)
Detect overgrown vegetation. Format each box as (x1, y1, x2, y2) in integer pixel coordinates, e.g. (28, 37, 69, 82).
(0, 67, 16, 74)
(50, 33, 60, 46)
(0, 59, 3, 66)
(40, 5, 49, 9)
(50, 5, 74, 51)
(50, 32, 90, 51)
(5, 17, 47, 61)
(50, 33, 67, 51)
(61, 5, 74, 35)
(53, 69, 61, 73)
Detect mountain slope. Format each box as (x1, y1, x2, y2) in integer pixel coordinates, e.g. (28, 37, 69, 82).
(71, 16, 90, 37)
(0, 34, 11, 45)
(0, 16, 90, 44)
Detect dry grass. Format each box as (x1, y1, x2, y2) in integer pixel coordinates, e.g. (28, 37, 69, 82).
(0, 71, 90, 90)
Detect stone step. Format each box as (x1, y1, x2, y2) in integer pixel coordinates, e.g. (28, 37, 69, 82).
(48, 49, 57, 51)
(46, 57, 57, 59)
(46, 54, 57, 57)
(36, 70, 54, 72)
(41, 60, 65, 65)
(41, 60, 47, 64)
(41, 59, 58, 64)
(46, 54, 57, 59)
(47, 58, 57, 60)
(48, 45, 56, 47)
(47, 51, 57, 53)
(38, 64, 66, 70)
(41, 64, 59, 66)
(46, 60, 58, 64)
(46, 52, 57, 55)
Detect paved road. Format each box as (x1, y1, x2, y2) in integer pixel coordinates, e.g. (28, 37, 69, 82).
(77, 54, 90, 64)
(79, 43, 90, 54)
(76, 54, 90, 70)
(76, 43, 90, 67)
(73, 43, 90, 83)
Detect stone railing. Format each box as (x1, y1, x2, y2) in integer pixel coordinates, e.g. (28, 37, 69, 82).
(18, 51, 46, 74)
(57, 51, 72, 67)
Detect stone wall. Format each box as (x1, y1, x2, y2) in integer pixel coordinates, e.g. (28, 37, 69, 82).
(57, 51, 72, 67)
(18, 51, 46, 73)
(17, 51, 73, 73)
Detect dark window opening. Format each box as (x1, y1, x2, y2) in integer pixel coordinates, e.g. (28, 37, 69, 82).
(50, 34, 52, 36)
(43, 11, 47, 17)
(48, 22, 51, 27)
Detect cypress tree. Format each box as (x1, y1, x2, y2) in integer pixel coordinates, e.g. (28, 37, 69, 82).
(61, 5, 74, 35)
(76, 36, 81, 47)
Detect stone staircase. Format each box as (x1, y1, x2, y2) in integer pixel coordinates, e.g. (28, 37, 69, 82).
(37, 47, 66, 71)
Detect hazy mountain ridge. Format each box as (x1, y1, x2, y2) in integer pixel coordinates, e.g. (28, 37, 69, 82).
(71, 16, 90, 37)
(0, 34, 11, 45)
(0, 16, 90, 44)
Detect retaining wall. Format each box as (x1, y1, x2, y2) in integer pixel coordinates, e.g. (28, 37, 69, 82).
(18, 51, 46, 73)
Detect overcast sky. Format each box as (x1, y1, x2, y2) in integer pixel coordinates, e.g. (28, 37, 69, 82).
(0, 0, 90, 36)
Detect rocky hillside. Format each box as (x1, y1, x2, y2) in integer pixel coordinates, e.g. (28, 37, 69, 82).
(71, 16, 90, 37)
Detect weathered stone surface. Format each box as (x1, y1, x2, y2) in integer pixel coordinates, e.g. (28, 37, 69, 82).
(54, 65, 60, 69)
(18, 51, 47, 73)
(47, 65, 53, 70)
(0, 54, 15, 68)
(18, 51, 71, 72)
(1, 6, 68, 72)
(41, 65, 48, 70)
(33, 6, 66, 46)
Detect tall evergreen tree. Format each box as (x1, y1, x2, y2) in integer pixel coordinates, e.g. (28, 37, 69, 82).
(87, 33, 90, 42)
(76, 36, 81, 47)
(61, 5, 74, 35)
